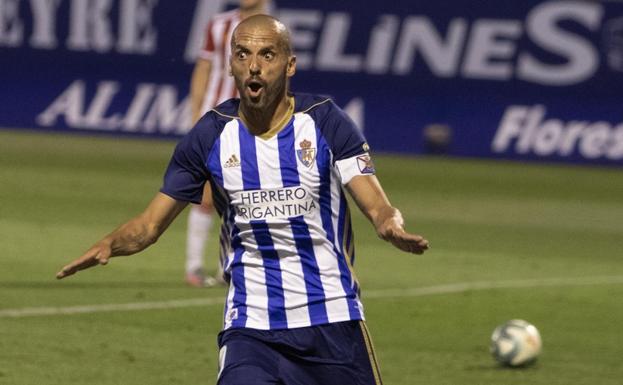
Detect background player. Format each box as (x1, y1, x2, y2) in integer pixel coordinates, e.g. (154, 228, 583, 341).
(57, 15, 429, 384)
(186, 0, 269, 287)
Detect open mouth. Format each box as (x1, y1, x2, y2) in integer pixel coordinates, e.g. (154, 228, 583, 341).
(246, 80, 264, 98)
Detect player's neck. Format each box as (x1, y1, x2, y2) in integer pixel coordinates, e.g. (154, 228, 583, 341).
(239, 95, 291, 137)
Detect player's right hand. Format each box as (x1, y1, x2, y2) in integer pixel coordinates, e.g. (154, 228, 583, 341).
(381, 227, 430, 255)
(375, 208, 430, 254)
(56, 243, 112, 279)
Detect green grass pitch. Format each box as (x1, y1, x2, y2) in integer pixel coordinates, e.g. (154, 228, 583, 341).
(1, 129, 622, 384)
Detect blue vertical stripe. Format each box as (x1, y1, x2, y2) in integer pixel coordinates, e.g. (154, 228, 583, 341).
(277, 118, 299, 187)
(337, 191, 361, 308)
(206, 138, 223, 186)
(220, 206, 236, 280)
(252, 222, 287, 329)
(206, 139, 228, 217)
(346, 212, 355, 265)
(239, 123, 287, 328)
(238, 124, 261, 190)
(205, 137, 244, 326)
(206, 138, 230, 274)
(336, 192, 346, 256)
(218, 221, 229, 268)
(342, 200, 360, 297)
(229, 222, 248, 328)
(289, 216, 328, 325)
(315, 131, 360, 319)
(206, 139, 228, 216)
(279, 123, 328, 325)
(207, 131, 247, 328)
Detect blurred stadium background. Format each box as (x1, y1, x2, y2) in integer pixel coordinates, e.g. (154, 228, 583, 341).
(1, 0, 622, 384)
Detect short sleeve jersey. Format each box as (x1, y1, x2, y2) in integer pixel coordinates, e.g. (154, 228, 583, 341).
(161, 94, 376, 331)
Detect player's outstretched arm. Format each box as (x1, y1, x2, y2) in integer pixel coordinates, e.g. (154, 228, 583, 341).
(346, 175, 429, 254)
(56, 193, 188, 279)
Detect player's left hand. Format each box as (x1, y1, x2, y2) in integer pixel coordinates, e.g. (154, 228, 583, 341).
(376, 208, 429, 254)
(56, 242, 112, 279)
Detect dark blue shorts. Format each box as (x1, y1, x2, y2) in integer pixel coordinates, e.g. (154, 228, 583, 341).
(217, 320, 383, 385)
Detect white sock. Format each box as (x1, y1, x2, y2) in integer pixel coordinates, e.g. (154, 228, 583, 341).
(186, 205, 213, 274)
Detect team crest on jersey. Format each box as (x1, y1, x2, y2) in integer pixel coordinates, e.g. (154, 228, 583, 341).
(296, 139, 316, 168)
(357, 154, 375, 174)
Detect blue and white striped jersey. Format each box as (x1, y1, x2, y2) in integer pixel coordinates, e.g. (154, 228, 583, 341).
(161, 93, 376, 330)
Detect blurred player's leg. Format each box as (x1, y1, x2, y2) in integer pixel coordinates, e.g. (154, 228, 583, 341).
(185, 182, 225, 287)
(185, 203, 213, 287)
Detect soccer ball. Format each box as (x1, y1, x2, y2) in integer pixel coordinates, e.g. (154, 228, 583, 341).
(490, 319, 542, 367)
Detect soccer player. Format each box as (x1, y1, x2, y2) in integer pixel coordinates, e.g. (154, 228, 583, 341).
(186, 0, 269, 287)
(56, 15, 430, 385)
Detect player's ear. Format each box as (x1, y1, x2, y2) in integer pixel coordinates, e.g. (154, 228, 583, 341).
(286, 55, 296, 77)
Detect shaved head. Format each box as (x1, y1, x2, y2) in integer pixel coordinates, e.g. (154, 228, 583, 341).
(229, 14, 296, 127)
(231, 14, 292, 55)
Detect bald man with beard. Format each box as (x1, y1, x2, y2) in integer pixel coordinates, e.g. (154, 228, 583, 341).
(57, 15, 429, 385)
